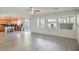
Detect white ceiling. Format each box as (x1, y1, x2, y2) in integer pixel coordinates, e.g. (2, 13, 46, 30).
(36, 7, 77, 14)
(0, 7, 28, 17)
(0, 7, 77, 17)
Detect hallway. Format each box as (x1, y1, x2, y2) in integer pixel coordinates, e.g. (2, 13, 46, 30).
(0, 31, 78, 51)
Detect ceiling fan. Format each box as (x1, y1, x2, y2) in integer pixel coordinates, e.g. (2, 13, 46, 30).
(29, 7, 40, 14)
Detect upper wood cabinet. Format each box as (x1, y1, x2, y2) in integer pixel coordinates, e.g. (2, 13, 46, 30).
(0, 19, 18, 24)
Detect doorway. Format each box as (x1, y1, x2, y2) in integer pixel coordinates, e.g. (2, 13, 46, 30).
(22, 19, 31, 31)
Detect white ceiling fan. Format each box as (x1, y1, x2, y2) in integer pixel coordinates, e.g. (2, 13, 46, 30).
(28, 7, 40, 14)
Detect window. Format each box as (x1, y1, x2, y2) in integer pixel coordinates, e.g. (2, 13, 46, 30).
(58, 17, 66, 23)
(48, 19, 57, 29)
(37, 19, 40, 28)
(36, 15, 76, 30)
(40, 19, 45, 28)
(68, 15, 75, 30)
(58, 15, 75, 30)
(58, 17, 66, 29)
(37, 19, 45, 28)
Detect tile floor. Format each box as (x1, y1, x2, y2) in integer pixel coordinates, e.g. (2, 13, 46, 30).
(0, 31, 78, 51)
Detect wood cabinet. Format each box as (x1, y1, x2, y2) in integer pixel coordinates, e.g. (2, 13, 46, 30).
(0, 18, 21, 32)
(0, 19, 18, 24)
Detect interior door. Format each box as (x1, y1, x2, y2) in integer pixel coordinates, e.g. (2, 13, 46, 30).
(77, 10, 79, 43)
